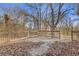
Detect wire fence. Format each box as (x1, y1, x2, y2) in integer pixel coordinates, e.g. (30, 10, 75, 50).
(1, 30, 79, 45)
(0, 30, 61, 42)
(71, 30, 79, 41)
(0, 30, 79, 42)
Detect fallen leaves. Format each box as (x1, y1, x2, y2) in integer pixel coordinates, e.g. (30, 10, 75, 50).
(45, 40, 79, 56)
(0, 42, 43, 56)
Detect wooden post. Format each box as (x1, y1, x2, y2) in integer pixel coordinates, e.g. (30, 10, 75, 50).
(71, 30, 73, 41)
(71, 24, 73, 41)
(28, 30, 30, 38)
(59, 31, 60, 39)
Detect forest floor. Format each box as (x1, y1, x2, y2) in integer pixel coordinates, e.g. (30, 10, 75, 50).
(0, 36, 78, 56)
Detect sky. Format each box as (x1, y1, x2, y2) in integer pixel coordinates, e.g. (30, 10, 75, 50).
(0, 3, 79, 26)
(0, 3, 25, 14)
(0, 3, 77, 15)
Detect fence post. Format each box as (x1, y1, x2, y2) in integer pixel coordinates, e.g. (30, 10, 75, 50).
(59, 31, 60, 39)
(28, 30, 30, 38)
(71, 30, 73, 41)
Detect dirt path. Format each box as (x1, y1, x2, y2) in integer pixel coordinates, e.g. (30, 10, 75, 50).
(29, 42, 52, 56)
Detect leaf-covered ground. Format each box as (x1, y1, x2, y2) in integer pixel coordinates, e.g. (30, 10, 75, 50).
(45, 40, 79, 56)
(0, 37, 79, 56)
(0, 42, 43, 56)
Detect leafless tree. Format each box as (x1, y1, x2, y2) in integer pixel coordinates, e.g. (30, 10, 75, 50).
(4, 14, 10, 32)
(49, 3, 74, 38)
(60, 17, 73, 35)
(76, 4, 79, 16)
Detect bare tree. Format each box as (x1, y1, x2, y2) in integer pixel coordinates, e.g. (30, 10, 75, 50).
(60, 17, 73, 35)
(76, 4, 79, 16)
(4, 14, 10, 32)
(49, 3, 74, 38)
